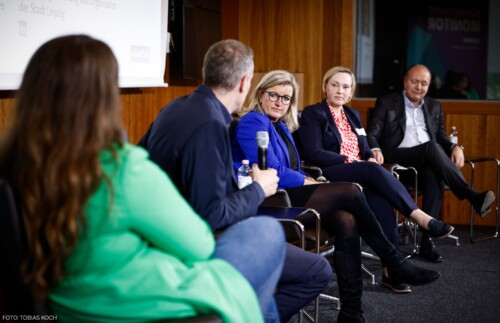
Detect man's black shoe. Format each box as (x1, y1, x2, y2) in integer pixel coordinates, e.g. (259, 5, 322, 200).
(420, 219, 454, 239)
(381, 273, 412, 293)
(471, 190, 495, 218)
(390, 259, 440, 286)
(420, 237, 443, 263)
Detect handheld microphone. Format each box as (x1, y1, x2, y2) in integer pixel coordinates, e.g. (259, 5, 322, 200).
(256, 131, 269, 170)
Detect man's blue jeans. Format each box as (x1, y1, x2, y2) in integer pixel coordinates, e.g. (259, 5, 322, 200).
(214, 216, 285, 323)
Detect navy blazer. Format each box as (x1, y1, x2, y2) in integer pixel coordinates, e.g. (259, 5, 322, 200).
(138, 85, 265, 231)
(299, 100, 374, 168)
(232, 111, 306, 188)
(366, 92, 453, 162)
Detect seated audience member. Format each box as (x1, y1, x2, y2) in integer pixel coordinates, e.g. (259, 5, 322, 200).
(231, 70, 445, 321)
(298, 66, 453, 264)
(138, 39, 332, 323)
(427, 73, 442, 98)
(458, 73, 480, 99)
(0, 35, 287, 323)
(367, 64, 495, 262)
(434, 70, 468, 99)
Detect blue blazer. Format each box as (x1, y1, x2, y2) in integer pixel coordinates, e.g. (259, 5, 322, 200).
(139, 85, 264, 231)
(232, 111, 307, 188)
(299, 100, 374, 167)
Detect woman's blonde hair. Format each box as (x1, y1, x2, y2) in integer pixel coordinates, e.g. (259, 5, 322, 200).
(322, 66, 357, 102)
(245, 70, 300, 132)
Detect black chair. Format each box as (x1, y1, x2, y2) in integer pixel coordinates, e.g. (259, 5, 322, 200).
(0, 180, 50, 318)
(0, 180, 221, 323)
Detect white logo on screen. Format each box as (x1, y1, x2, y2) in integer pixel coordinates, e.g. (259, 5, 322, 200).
(131, 45, 150, 63)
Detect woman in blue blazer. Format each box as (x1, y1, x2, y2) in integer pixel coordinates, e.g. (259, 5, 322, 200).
(232, 70, 453, 320)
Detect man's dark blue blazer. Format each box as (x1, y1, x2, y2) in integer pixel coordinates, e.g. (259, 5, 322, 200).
(138, 85, 265, 231)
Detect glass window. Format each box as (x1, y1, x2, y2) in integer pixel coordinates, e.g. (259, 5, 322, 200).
(355, 0, 499, 100)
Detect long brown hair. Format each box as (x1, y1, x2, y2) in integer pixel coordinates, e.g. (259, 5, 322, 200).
(0, 35, 124, 298)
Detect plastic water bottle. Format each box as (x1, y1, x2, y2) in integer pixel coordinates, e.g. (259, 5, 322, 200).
(237, 159, 252, 189)
(449, 126, 458, 144)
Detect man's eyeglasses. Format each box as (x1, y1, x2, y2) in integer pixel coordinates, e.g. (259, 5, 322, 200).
(265, 91, 292, 105)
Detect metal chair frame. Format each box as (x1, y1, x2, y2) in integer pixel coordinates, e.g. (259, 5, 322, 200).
(260, 191, 340, 323)
(465, 157, 499, 243)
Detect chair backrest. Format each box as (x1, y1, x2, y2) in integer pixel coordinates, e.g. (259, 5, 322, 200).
(0, 180, 50, 316)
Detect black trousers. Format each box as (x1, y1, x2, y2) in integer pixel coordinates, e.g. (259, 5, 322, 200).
(320, 161, 419, 250)
(389, 141, 475, 219)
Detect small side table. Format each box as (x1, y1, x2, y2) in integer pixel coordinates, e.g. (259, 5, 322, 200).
(464, 156, 500, 243)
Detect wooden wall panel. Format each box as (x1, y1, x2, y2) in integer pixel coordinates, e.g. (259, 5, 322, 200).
(0, 93, 15, 136)
(238, 0, 354, 108)
(322, 0, 355, 73)
(238, 0, 326, 109)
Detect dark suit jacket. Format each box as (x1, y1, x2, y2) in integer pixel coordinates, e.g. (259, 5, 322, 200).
(366, 92, 453, 162)
(299, 100, 374, 167)
(138, 85, 264, 231)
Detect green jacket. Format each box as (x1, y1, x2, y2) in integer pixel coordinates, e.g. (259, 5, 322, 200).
(49, 144, 263, 323)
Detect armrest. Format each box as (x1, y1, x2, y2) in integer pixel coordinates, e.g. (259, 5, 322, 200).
(302, 165, 323, 179)
(259, 189, 292, 207)
(381, 163, 401, 173)
(300, 160, 325, 180)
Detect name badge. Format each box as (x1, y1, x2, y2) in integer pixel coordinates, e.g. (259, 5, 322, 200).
(355, 128, 367, 136)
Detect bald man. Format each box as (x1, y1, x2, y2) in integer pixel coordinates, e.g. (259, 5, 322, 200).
(367, 64, 495, 263)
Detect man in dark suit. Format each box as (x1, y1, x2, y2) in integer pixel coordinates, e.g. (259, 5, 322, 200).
(366, 64, 495, 263)
(138, 39, 332, 322)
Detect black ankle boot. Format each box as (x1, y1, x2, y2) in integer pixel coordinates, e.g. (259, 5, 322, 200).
(333, 237, 364, 320)
(387, 257, 440, 286)
(420, 235, 443, 263)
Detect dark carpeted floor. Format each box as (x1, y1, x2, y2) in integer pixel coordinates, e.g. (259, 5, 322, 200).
(289, 225, 500, 323)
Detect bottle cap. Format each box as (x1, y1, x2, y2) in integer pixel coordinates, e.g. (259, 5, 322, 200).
(242, 159, 249, 165)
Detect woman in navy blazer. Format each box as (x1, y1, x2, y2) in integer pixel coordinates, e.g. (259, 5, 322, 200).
(232, 71, 452, 319)
(298, 66, 454, 260)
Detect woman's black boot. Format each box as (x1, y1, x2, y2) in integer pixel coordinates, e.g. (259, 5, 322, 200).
(333, 237, 367, 323)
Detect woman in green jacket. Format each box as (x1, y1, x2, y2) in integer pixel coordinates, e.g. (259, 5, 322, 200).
(0, 35, 285, 323)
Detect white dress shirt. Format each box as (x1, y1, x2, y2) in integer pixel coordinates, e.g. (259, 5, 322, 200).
(398, 93, 430, 148)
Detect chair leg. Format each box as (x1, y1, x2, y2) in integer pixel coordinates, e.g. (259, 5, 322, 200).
(291, 209, 339, 323)
(361, 264, 376, 285)
(446, 234, 460, 246)
(361, 250, 380, 261)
